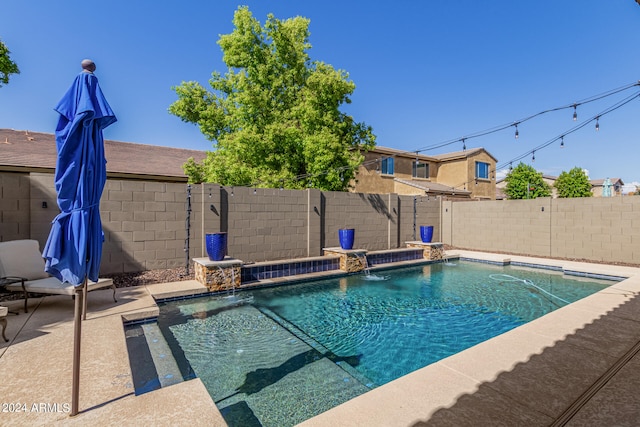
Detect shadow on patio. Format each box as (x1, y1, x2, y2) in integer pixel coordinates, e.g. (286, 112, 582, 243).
(412, 287, 640, 426)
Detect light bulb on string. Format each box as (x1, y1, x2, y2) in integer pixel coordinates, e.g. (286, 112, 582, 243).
(415, 151, 419, 166)
(595, 117, 600, 131)
(509, 162, 513, 172)
(514, 123, 519, 139)
(532, 151, 536, 163)
(560, 136, 564, 148)
(231, 186, 234, 197)
(572, 105, 577, 121)
(462, 138, 466, 151)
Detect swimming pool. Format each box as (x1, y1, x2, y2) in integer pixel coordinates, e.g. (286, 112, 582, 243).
(128, 260, 615, 427)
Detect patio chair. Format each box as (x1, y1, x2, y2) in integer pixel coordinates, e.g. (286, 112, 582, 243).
(0, 306, 7, 342)
(0, 240, 116, 317)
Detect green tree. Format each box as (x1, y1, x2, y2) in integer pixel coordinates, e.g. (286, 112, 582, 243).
(504, 163, 551, 199)
(554, 167, 592, 198)
(0, 39, 20, 87)
(170, 6, 376, 189)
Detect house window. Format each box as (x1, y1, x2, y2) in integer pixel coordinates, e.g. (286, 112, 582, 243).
(476, 161, 490, 179)
(412, 161, 429, 179)
(381, 157, 394, 175)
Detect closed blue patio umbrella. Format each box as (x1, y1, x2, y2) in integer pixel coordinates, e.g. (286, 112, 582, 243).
(43, 59, 116, 285)
(43, 59, 116, 416)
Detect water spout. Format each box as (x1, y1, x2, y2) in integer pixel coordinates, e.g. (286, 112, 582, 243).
(354, 253, 371, 275)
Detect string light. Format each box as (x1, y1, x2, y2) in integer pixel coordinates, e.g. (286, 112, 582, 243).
(223, 82, 640, 194)
(531, 151, 536, 162)
(560, 136, 564, 148)
(415, 151, 419, 166)
(231, 186, 234, 197)
(573, 105, 577, 121)
(462, 138, 466, 151)
(449, 89, 640, 193)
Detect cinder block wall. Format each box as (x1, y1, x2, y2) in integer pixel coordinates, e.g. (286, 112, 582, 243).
(100, 180, 190, 274)
(443, 197, 640, 264)
(210, 185, 312, 262)
(444, 198, 552, 257)
(323, 191, 396, 250)
(9, 168, 640, 274)
(550, 196, 640, 263)
(399, 195, 441, 244)
(28, 174, 61, 245)
(0, 172, 32, 241)
(0, 172, 195, 275)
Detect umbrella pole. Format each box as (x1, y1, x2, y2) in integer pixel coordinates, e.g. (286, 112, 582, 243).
(82, 277, 88, 321)
(71, 279, 86, 417)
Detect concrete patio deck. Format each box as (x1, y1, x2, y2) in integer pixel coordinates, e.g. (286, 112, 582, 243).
(2, 251, 640, 426)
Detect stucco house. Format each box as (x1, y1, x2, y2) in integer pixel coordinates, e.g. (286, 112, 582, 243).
(590, 178, 624, 197)
(353, 146, 498, 200)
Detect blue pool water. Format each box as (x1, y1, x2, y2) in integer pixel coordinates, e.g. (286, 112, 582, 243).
(134, 261, 614, 426)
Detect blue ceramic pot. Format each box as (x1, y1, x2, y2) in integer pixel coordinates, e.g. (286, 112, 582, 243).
(206, 232, 227, 261)
(420, 225, 434, 243)
(339, 228, 355, 250)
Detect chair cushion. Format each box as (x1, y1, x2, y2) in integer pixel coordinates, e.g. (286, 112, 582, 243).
(0, 306, 7, 317)
(5, 277, 113, 296)
(0, 240, 49, 281)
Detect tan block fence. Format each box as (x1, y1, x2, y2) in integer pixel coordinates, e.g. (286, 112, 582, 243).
(441, 197, 640, 264)
(0, 172, 440, 275)
(2, 171, 639, 274)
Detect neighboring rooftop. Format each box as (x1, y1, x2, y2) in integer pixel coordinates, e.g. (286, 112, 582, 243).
(0, 128, 207, 181)
(431, 148, 498, 162)
(394, 178, 471, 196)
(590, 177, 624, 186)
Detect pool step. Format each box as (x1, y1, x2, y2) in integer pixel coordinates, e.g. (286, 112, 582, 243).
(142, 323, 183, 388)
(257, 306, 375, 389)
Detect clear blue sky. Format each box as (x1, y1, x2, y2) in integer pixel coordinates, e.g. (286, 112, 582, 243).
(2, 1, 639, 186)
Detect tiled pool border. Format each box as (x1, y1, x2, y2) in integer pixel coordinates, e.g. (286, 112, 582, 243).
(136, 254, 628, 320)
